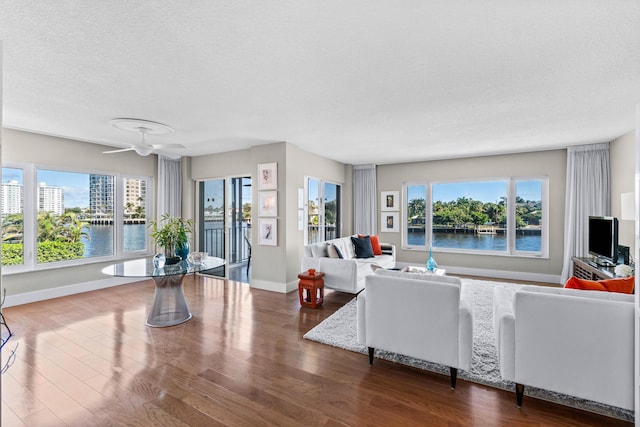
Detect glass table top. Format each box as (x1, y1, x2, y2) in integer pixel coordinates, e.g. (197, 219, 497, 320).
(102, 256, 226, 278)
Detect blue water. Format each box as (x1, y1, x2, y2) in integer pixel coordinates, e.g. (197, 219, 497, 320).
(81, 224, 147, 257)
(408, 231, 541, 252)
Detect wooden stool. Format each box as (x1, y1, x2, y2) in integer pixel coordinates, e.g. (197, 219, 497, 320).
(298, 270, 325, 308)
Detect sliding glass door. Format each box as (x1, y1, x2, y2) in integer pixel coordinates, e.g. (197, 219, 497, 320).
(197, 177, 251, 280)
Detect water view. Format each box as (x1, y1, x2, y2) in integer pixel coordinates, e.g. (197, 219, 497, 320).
(408, 231, 541, 252)
(81, 224, 148, 257)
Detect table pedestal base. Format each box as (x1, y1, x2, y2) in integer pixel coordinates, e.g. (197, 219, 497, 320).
(147, 274, 192, 327)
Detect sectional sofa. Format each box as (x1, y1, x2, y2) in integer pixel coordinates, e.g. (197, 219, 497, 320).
(301, 235, 395, 293)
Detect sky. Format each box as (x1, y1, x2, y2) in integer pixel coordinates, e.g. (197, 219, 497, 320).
(408, 180, 541, 203)
(2, 168, 97, 208)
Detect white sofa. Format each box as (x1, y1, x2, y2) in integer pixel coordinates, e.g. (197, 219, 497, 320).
(302, 235, 395, 294)
(357, 269, 474, 388)
(493, 285, 635, 410)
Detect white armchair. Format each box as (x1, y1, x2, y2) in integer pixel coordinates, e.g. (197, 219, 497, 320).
(493, 285, 635, 409)
(357, 269, 473, 389)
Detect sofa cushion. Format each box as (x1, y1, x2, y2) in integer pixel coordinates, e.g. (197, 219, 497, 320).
(351, 236, 374, 258)
(311, 243, 328, 258)
(374, 268, 462, 286)
(358, 234, 383, 255)
(565, 276, 635, 294)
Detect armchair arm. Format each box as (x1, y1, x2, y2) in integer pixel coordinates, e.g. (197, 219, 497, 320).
(379, 243, 395, 259)
(357, 290, 367, 345)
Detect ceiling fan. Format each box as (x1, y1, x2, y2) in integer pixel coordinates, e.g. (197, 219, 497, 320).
(103, 118, 185, 156)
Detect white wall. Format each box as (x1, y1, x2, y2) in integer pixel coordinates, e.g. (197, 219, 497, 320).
(377, 150, 567, 283)
(190, 142, 348, 293)
(1, 129, 157, 299)
(610, 130, 636, 257)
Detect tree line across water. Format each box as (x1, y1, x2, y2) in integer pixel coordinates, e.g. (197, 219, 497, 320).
(407, 196, 542, 229)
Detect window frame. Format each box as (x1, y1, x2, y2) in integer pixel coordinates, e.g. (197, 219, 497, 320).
(1, 161, 153, 274)
(402, 176, 549, 259)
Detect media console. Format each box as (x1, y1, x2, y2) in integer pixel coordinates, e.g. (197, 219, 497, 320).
(572, 256, 618, 281)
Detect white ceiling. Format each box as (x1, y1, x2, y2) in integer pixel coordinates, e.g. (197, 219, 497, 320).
(1, 1, 639, 165)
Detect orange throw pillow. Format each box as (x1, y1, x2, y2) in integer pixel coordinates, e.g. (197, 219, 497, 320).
(564, 276, 635, 294)
(358, 234, 383, 255)
(599, 277, 635, 294)
(565, 276, 607, 291)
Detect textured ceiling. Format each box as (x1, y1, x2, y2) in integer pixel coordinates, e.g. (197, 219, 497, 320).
(1, 1, 639, 165)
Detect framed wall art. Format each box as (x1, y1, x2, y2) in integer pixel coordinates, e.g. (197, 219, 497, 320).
(258, 218, 278, 246)
(381, 212, 399, 232)
(381, 191, 399, 211)
(258, 191, 277, 217)
(258, 162, 278, 190)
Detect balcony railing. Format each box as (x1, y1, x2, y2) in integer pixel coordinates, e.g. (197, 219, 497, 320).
(202, 223, 251, 264)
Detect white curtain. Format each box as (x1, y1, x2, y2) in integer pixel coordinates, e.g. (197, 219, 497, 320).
(353, 164, 377, 235)
(561, 143, 611, 283)
(157, 155, 182, 217)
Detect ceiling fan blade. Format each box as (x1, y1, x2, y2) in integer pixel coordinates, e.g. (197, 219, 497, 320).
(151, 143, 186, 149)
(103, 147, 134, 154)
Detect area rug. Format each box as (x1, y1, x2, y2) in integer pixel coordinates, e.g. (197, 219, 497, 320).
(303, 279, 634, 422)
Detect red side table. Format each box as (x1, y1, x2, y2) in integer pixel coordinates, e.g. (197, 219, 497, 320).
(298, 270, 325, 308)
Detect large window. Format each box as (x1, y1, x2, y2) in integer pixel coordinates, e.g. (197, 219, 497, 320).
(1, 163, 151, 270)
(404, 177, 547, 257)
(306, 178, 341, 244)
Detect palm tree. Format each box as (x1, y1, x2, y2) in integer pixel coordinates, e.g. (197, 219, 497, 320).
(2, 213, 24, 242)
(57, 212, 90, 243)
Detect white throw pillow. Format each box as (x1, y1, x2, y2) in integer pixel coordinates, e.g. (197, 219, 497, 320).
(327, 244, 341, 258)
(311, 243, 328, 258)
(332, 239, 354, 260)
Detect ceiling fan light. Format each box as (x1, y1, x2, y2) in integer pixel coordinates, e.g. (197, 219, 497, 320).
(133, 144, 153, 156)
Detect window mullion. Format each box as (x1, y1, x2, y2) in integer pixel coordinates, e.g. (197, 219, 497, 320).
(24, 163, 37, 269)
(507, 178, 516, 254)
(114, 175, 123, 257)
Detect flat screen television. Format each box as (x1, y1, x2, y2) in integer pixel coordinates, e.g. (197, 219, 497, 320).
(588, 216, 619, 266)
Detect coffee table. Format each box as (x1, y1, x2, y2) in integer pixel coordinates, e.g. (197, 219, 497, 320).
(102, 256, 225, 327)
(400, 265, 446, 276)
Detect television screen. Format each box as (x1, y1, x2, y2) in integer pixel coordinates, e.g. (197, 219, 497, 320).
(588, 216, 618, 265)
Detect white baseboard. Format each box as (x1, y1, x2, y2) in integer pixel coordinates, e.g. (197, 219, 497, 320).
(249, 279, 293, 293)
(3, 277, 148, 308)
(393, 262, 561, 285)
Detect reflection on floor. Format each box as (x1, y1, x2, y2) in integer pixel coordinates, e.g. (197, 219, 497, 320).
(227, 261, 250, 283)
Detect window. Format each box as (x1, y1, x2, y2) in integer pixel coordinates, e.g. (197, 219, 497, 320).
(306, 178, 341, 244)
(403, 177, 547, 257)
(1, 163, 151, 271)
(37, 170, 114, 263)
(1, 168, 25, 266)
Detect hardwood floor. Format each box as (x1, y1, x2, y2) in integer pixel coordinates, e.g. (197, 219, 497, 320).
(1, 275, 631, 426)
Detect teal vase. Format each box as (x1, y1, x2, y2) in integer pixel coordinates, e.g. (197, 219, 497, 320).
(426, 247, 438, 272)
(176, 240, 190, 261)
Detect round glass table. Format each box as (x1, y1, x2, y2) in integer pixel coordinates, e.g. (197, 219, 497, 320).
(102, 256, 226, 327)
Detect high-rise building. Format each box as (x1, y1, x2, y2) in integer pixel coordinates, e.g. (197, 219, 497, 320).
(124, 178, 146, 211)
(1, 180, 23, 215)
(38, 182, 64, 215)
(89, 175, 114, 219)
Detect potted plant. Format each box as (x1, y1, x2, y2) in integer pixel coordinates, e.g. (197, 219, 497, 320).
(149, 214, 193, 264)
